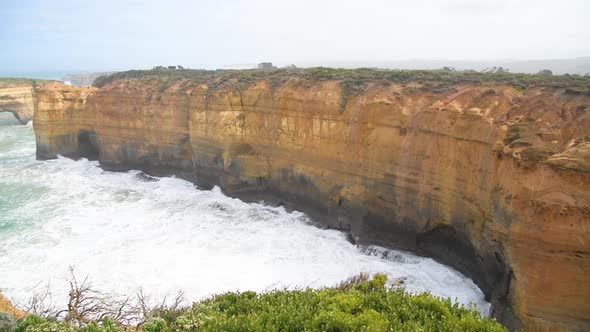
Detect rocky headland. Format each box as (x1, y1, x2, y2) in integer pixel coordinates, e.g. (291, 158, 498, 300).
(30, 68, 590, 331)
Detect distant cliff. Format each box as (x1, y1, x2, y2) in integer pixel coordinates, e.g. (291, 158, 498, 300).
(33, 69, 590, 331)
(62, 72, 115, 87)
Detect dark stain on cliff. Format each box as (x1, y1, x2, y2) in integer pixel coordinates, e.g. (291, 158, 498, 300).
(77, 130, 100, 160)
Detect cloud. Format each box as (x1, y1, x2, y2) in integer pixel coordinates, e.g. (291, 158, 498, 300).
(440, 0, 508, 12)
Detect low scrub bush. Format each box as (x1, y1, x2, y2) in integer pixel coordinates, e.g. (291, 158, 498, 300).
(91, 67, 590, 92)
(12, 274, 505, 331)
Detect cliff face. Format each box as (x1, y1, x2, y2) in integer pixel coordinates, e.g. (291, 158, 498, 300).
(33, 75, 590, 331)
(34, 82, 96, 158)
(0, 81, 38, 124)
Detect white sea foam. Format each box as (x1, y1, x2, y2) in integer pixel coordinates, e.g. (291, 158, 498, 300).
(0, 125, 490, 315)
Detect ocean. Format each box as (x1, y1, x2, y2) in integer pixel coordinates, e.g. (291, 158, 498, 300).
(0, 122, 490, 314)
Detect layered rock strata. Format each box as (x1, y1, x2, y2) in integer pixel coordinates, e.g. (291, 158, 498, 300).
(0, 82, 38, 124)
(33, 75, 590, 331)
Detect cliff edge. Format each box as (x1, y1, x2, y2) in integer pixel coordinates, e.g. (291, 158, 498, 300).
(33, 69, 590, 331)
(0, 290, 25, 320)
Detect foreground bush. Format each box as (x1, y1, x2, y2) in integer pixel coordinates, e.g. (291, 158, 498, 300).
(13, 274, 505, 331)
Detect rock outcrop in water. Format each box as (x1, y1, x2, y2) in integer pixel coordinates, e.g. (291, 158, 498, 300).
(32, 69, 590, 331)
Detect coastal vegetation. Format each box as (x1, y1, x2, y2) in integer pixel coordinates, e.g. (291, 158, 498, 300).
(0, 78, 53, 87)
(91, 67, 590, 114)
(3, 274, 505, 332)
(92, 66, 590, 93)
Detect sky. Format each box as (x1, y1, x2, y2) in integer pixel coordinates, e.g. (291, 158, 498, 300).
(1, 0, 589, 72)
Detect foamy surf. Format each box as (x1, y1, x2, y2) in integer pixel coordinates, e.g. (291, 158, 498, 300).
(0, 124, 490, 316)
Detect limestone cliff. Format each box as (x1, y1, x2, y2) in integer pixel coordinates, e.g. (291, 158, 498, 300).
(33, 70, 590, 331)
(0, 80, 41, 124)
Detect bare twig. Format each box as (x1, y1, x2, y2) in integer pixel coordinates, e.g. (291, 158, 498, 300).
(25, 267, 187, 328)
(23, 281, 61, 318)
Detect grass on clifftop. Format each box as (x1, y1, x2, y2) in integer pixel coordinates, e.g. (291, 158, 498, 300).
(92, 67, 590, 93)
(0, 77, 54, 87)
(7, 274, 505, 332)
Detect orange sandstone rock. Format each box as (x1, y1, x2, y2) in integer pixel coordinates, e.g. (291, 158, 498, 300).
(33, 76, 590, 331)
(0, 290, 25, 319)
(0, 81, 38, 124)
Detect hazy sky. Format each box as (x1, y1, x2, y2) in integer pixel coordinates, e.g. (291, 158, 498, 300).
(1, 0, 589, 71)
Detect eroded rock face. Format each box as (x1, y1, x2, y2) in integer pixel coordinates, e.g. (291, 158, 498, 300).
(0, 83, 37, 124)
(34, 82, 96, 159)
(33, 78, 590, 331)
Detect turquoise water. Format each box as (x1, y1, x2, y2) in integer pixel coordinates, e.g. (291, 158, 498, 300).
(0, 123, 490, 314)
(0, 124, 47, 240)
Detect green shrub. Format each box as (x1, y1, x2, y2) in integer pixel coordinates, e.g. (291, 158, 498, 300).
(14, 314, 45, 332)
(13, 275, 506, 332)
(15, 315, 127, 332)
(168, 274, 505, 332)
(142, 318, 167, 332)
(520, 145, 559, 162)
(0, 312, 17, 332)
(505, 122, 536, 147)
(17, 320, 75, 332)
(91, 67, 590, 94)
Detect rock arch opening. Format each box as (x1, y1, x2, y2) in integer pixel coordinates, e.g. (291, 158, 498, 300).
(0, 110, 22, 125)
(0, 99, 33, 124)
